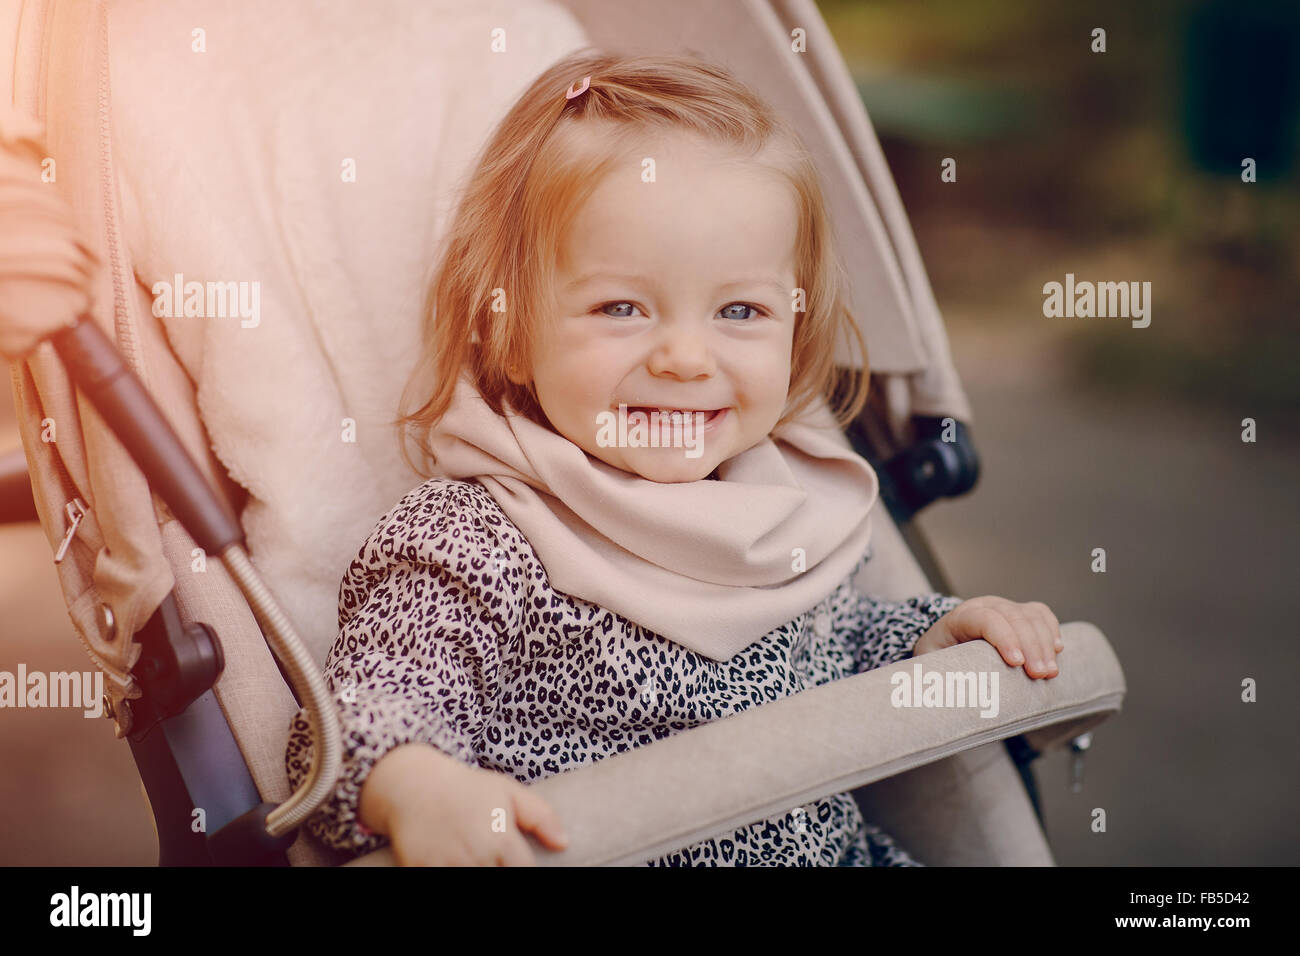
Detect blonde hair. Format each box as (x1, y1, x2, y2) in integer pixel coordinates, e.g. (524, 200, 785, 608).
(397, 50, 868, 477)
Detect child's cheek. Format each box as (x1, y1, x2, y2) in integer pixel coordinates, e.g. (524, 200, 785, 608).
(746, 354, 793, 407)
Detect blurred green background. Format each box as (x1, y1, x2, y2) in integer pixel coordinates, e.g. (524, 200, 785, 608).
(817, 0, 1298, 865)
(822, 0, 1298, 416)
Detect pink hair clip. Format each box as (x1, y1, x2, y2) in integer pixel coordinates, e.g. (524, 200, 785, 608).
(565, 75, 592, 100)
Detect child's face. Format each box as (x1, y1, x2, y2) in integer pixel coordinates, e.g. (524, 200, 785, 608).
(525, 131, 798, 483)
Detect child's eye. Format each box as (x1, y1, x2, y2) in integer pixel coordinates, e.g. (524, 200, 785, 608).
(597, 301, 642, 319)
(719, 303, 765, 321)
(595, 301, 767, 320)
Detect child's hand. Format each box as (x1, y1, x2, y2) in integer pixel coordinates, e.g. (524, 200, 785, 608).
(912, 596, 1064, 679)
(360, 743, 569, 866)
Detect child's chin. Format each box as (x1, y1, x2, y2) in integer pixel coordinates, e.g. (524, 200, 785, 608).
(624, 452, 716, 484)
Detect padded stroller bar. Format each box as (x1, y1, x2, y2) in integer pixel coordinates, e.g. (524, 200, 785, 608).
(348, 620, 1124, 866)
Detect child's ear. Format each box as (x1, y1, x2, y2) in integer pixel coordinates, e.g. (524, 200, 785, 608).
(506, 362, 530, 386)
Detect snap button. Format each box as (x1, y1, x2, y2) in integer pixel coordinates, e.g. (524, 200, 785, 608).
(98, 603, 116, 642)
(103, 694, 131, 738)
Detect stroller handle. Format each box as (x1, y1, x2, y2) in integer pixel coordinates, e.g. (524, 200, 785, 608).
(50, 317, 244, 554)
(47, 316, 341, 841)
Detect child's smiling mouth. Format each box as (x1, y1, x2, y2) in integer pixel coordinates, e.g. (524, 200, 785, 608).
(619, 406, 728, 428)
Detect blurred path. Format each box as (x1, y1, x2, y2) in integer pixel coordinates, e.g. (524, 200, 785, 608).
(920, 320, 1299, 864)
(0, 387, 157, 865)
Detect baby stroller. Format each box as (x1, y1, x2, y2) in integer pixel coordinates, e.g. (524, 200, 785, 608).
(2, 0, 1125, 866)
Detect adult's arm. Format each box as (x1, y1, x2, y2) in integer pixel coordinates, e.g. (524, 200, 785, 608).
(0, 105, 97, 361)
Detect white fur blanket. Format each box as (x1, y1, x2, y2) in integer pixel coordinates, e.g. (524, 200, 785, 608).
(108, 0, 588, 662)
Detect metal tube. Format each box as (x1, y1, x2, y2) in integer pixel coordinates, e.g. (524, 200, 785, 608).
(219, 543, 340, 836)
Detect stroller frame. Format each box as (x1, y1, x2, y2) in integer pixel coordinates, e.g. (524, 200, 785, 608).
(4, 0, 1124, 867)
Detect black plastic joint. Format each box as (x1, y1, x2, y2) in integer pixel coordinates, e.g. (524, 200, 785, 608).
(129, 596, 225, 736)
(881, 416, 980, 518)
(208, 802, 296, 866)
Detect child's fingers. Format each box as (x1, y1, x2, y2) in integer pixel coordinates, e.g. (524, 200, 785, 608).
(494, 832, 539, 867)
(1028, 610, 1062, 672)
(953, 598, 1062, 678)
(511, 785, 570, 851)
(955, 605, 1023, 666)
(1015, 609, 1057, 679)
(1029, 601, 1064, 652)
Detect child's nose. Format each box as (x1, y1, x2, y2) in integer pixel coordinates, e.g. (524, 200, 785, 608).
(647, 329, 715, 380)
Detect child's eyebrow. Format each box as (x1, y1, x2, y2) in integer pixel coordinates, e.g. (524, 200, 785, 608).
(716, 278, 790, 298)
(563, 271, 655, 293)
(564, 272, 788, 298)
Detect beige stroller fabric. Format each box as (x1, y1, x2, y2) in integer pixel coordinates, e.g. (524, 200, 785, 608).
(348, 621, 1122, 866)
(6, 0, 1117, 866)
(95, 0, 975, 669)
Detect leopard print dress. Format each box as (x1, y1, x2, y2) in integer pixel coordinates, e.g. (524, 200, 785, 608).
(285, 478, 963, 866)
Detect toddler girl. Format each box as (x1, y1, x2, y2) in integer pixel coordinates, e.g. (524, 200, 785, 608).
(285, 51, 1063, 866)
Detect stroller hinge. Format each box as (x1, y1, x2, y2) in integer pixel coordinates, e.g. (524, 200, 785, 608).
(126, 592, 226, 737)
(878, 416, 981, 521)
(842, 400, 981, 524)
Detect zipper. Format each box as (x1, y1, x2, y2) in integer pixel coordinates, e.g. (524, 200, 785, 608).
(52, 497, 86, 562)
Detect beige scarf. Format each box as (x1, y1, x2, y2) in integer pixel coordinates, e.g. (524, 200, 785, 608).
(426, 379, 878, 661)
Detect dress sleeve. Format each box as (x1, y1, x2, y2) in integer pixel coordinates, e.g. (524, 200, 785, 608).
(283, 482, 524, 856)
(828, 570, 965, 675)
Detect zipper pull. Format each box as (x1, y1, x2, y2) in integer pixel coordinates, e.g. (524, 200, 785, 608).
(1068, 731, 1093, 793)
(53, 498, 87, 564)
